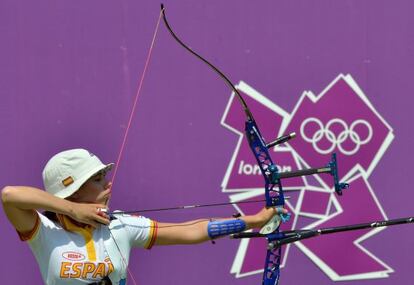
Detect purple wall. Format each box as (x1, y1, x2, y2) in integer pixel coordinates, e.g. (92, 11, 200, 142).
(1, 0, 413, 284)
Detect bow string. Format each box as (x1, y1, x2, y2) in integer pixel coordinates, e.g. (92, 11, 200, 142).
(106, 8, 164, 285)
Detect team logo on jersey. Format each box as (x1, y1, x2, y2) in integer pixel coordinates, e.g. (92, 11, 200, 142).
(62, 251, 86, 261)
(221, 74, 394, 281)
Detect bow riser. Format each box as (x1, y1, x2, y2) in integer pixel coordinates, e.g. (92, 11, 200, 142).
(263, 245, 282, 285)
(246, 120, 285, 208)
(245, 120, 284, 284)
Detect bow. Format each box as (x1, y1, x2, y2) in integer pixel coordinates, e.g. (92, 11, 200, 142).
(107, 5, 414, 285)
(159, 4, 349, 285)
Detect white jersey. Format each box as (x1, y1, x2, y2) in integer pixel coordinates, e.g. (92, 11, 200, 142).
(19, 211, 158, 285)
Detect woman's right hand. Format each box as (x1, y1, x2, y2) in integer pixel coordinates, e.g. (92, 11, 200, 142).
(68, 202, 110, 228)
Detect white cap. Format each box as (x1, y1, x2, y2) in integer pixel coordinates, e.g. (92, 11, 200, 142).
(42, 149, 113, 198)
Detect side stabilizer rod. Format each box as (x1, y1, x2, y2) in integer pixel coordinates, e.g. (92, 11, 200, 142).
(231, 217, 414, 247)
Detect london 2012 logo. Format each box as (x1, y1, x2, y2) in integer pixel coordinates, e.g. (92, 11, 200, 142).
(220, 74, 394, 281)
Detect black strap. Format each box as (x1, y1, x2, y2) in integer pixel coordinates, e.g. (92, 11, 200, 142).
(88, 276, 112, 285)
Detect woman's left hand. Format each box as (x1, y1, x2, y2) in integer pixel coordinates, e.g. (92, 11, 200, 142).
(253, 207, 289, 228)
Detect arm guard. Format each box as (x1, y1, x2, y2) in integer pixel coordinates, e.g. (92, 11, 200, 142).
(207, 219, 246, 239)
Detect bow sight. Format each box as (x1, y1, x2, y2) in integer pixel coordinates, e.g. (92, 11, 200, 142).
(260, 131, 350, 196)
(271, 152, 349, 196)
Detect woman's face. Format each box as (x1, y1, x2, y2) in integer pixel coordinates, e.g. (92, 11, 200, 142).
(67, 170, 112, 205)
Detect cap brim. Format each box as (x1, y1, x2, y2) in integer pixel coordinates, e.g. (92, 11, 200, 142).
(55, 163, 114, 199)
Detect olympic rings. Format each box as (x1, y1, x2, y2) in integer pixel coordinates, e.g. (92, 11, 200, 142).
(300, 117, 373, 156)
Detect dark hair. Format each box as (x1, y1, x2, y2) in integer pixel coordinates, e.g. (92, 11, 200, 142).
(43, 211, 58, 222)
(88, 276, 112, 284)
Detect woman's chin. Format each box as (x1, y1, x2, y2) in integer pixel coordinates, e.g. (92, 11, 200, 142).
(100, 196, 110, 205)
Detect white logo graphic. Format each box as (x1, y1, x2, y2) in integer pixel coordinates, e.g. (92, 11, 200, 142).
(300, 117, 373, 156)
(222, 76, 395, 282)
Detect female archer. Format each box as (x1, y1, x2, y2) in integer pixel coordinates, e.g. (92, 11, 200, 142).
(2, 148, 287, 285)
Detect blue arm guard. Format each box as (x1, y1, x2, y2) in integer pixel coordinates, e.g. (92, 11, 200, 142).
(207, 219, 247, 239)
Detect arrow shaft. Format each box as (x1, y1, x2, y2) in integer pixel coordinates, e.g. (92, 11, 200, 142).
(108, 199, 267, 215)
